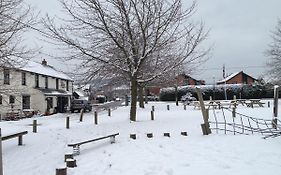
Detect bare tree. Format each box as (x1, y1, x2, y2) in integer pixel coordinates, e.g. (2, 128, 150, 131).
(43, 0, 208, 121)
(266, 19, 281, 83)
(0, 0, 35, 67)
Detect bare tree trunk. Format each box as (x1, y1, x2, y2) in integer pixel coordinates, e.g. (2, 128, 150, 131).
(130, 77, 138, 121)
(144, 87, 148, 104)
(138, 85, 145, 108)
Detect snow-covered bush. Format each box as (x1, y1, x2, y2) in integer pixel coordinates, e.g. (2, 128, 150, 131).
(160, 84, 270, 101)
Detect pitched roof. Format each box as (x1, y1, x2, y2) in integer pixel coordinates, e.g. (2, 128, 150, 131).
(217, 71, 241, 84)
(19, 61, 73, 81)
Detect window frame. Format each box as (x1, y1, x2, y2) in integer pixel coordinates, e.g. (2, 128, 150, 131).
(9, 95, 15, 104)
(4, 69, 10, 85)
(22, 72, 26, 85)
(45, 76, 48, 89)
(35, 74, 39, 88)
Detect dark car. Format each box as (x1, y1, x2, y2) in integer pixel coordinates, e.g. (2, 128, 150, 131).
(70, 99, 92, 113)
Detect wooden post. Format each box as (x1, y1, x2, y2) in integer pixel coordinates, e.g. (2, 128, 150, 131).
(18, 135, 23, 145)
(64, 154, 73, 162)
(273, 85, 279, 129)
(164, 133, 170, 137)
(79, 109, 84, 122)
(147, 133, 153, 138)
(0, 128, 3, 175)
(195, 87, 211, 135)
(125, 95, 129, 106)
(151, 111, 154, 120)
(108, 108, 111, 117)
(152, 106, 155, 112)
(33, 120, 37, 133)
(181, 131, 188, 136)
(167, 105, 170, 111)
(66, 159, 77, 168)
(184, 104, 186, 110)
(268, 101, 270, 108)
(130, 134, 136, 140)
(232, 108, 236, 118)
(56, 168, 67, 175)
(66, 117, 70, 129)
(94, 111, 98, 125)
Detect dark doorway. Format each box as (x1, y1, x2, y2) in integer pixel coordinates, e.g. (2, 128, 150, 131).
(57, 96, 68, 113)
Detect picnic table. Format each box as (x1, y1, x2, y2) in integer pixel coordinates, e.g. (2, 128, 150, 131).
(193, 99, 265, 110)
(244, 99, 265, 108)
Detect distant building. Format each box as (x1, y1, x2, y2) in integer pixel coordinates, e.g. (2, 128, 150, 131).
(176, 74, 205, 86)
(217, 71, 256, 85)
(0, 59, 73, 118)
(148, 74, 205, 96)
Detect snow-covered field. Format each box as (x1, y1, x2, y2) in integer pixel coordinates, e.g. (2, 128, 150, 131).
(1, 101, 281, 175)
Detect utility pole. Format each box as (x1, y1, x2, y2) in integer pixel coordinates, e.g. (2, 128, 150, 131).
(223, 64, 227, 100)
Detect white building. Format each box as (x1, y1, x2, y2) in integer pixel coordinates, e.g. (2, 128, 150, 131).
(0, 59, 73, 119)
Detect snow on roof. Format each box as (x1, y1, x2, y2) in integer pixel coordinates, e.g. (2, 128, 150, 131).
(217, 71, 241, 84)
(19, 61, 73, 81)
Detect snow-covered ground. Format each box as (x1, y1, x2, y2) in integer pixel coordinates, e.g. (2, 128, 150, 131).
(1, 100, 281, 175)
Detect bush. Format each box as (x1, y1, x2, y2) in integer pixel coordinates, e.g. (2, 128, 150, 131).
(160, 84, 271, 101)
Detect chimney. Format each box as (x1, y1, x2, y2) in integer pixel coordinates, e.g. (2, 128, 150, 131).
(42, 59, 47, 66)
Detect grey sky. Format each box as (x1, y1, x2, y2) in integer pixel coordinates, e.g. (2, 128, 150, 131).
(25, 0, 281, 84)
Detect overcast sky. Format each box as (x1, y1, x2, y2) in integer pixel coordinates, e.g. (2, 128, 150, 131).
(25, 0, 281, 84)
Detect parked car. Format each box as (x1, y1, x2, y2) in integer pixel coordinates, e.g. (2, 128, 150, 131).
(70, 99, 92, 113)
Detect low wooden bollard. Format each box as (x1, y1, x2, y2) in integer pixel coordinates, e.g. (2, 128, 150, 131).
(79, 109, 84, 122)
(66, 158, 77, 168)
(66, 117, 70, 129)
(108, 108, 111, 117)
(94, 111, 98, 125)
(33, 120, 37, 133)
(151, 111, 154, 120)
(184, 105, 186, 110)
(64, 154, 73, 162)
(130, 134, 136, 140)
(232, 108, 236, 118)
(164, 133, 170, 137)
(152, 106, 155, 112)
(181, 132, 188, 136)
(268, 101, 270, 108)
(147, 133, 153, 138)
(56, 168, 67, 175)
(167, 105, 170, 111)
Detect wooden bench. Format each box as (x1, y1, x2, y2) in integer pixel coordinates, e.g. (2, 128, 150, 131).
(68, 133, 119, 155)
(2, 131, 28, 145)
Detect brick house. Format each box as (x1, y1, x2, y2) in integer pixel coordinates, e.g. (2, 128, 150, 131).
(176, 74, 205, 86)
(148, 74, 205, 96)
(217, 71, 256, 85)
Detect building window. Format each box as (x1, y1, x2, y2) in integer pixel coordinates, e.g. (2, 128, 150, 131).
(22, 72, 26, 85)
(45, 77, 48, 89)
(61, 80, 65, 88)
(0, 95, 2, 104)
(22, 96, 30, 109)
(56, 78, 59, 89)
(66, 80, 69, 91)
(9, 95, 15, 104)
(35, 74, 39, 88)
(4, 69, 10, 85)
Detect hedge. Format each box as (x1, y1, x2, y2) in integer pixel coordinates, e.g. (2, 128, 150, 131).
(160, 84, 277, 101)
